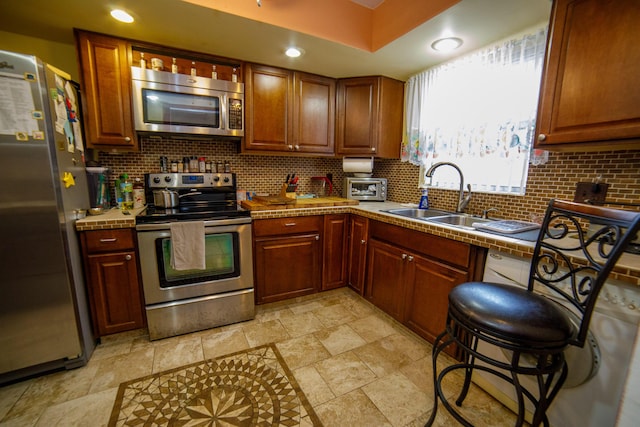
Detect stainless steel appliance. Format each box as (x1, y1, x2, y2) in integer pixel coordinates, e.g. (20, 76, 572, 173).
(474, 249, 640, 426)
(136, 173, 254, 340)
(131, 67, 244, 138)
(344, 177, 387, 201)
(0, 50, 95, 383)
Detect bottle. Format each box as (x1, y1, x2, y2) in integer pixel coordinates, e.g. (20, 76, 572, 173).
(171, 160, 178, 173)
(198, 157, 206, 173)
(232, 67, 238, 82)
(224, 160, 231, 173)
(120, 174, 134, 211)
(139, 53, 146, 69)
(190, 156, 198, 172)
(114, 177, 123, 208)
(177, 159, 184, 173)
(191, 61, 197, 77)
(419, 188, 430, 209)
(133, 178, 146, 208)
(211, 65, 217, 80)
(171, 58, 178, 74)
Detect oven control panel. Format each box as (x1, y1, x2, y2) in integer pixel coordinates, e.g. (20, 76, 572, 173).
(147, 173, 234, 188)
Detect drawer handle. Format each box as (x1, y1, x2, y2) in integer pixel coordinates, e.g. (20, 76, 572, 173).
(99, 238, 117, 243)
(125, 254, 132, 261)
(284, 223, 297, 226)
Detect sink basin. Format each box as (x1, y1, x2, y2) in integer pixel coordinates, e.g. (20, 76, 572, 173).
(426, 215, 494, 229)
(383, 208, 453, 219)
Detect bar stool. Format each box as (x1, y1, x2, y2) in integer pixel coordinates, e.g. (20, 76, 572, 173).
(426, 199, 640, 427)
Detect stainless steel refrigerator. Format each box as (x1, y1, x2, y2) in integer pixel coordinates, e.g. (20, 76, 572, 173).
(0, 50, 96, 383)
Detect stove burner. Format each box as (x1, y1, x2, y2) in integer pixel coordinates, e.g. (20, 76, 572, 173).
(137, 172, 250, 224)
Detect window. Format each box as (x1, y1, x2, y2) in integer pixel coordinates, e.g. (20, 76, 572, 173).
(403, 25, 548, 195)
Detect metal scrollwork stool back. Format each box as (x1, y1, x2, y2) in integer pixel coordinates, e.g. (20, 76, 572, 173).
(425, 199, 640, 427)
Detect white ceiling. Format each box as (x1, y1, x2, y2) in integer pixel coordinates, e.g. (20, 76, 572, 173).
(0, 0, 551, 81)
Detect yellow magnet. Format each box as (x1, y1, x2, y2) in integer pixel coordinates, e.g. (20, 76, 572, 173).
(62, 172, 75, 188)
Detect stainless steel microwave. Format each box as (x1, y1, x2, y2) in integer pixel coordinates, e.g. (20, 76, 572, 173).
(344, 177, 387, 201)
(131, 66, 244, 138)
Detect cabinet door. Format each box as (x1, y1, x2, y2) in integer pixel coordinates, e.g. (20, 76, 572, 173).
(87, 251, 144, 336)
(244, 64, 293, 152)
(365, 238, 407, 320)
(347, 215, 368, 295)
(293, 72, 336, 155)
(404, 255, 468, 349)
(336, 77, 378, 156)
(75, 31, 138, 150)
(254, 233, 321, 304)
(322, 214, 348, 290)
(535, 0, 640, 151)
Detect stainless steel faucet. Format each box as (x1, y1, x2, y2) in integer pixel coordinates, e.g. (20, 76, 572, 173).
(424, 162, 472, 213)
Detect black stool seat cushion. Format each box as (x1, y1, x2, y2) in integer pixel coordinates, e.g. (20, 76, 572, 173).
(449, 282, 576, 348)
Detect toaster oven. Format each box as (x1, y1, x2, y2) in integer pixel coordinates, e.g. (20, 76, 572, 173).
(344, 177, 387, 201)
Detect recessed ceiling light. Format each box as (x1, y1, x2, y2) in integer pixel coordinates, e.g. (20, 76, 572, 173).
(431, 37, 463, 52)
(285, 47, 304, 58)
(110, 9, 134, 23)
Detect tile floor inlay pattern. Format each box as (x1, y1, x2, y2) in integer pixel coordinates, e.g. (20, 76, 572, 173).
(108, 344, 321, 426)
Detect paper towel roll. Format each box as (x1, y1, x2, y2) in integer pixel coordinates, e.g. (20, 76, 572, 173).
(342, 157, 374, 176)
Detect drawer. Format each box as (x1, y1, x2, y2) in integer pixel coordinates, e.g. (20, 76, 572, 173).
(83, 229, 136, 253)
(253, 216, 323, 238)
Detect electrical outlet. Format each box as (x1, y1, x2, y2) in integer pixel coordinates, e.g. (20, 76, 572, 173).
(573, 182, 609, 205)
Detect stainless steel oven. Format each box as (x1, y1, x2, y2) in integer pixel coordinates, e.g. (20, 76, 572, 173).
(136, 173, 254, 340)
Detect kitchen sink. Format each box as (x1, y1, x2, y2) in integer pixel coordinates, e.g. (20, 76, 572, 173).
(383, 208, 453, 219)
(426, 215, 494, 229)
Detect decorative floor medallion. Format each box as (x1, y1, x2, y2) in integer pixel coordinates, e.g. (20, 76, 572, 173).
(109, 344, 322, 426)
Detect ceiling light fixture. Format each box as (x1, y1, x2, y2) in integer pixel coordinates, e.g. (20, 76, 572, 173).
(110, 9, 134, 23)
(285, 47, 304, 58)
(431, 37, 463, 52)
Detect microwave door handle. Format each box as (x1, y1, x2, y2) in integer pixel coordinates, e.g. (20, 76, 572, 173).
(220, 94, 227, 130)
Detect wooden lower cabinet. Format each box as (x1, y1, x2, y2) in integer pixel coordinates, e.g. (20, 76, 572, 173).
(347, 215, 368, 294)
(403, 255, 468, 344)
(80, 229, 145, 337)
(366, 238, 406, 320)
(365, 220, 485, 356)
(253, 216, 322, 304)
(322, 214, 348, 290)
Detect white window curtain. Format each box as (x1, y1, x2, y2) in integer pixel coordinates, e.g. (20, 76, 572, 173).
(402, 25, 548, 195)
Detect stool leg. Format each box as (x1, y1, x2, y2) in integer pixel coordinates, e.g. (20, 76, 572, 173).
(455, 330, 477, 406)
(425, 329, 448, 427)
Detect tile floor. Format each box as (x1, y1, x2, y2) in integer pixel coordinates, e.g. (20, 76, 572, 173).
(0, 288, 521, 426)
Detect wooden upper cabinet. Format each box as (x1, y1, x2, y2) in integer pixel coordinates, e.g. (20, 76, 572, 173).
(293, 72, 336, 155)
(75, 30, 138, 151)
(535, 0, 640, 151)
(244, 64, 335, 155)
(336, 76, 404, 158)
(244, 64, 293, 152)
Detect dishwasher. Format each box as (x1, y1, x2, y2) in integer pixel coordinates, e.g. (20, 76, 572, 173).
(472, 249, 640, 427)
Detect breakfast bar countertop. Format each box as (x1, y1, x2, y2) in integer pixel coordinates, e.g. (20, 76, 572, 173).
(247, 200, 640, 286)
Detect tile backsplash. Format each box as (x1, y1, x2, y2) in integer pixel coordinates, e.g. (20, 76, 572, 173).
(99, 136, 640, 220)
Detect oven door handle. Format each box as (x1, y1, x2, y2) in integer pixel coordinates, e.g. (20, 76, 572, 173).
(136, 217, 252, 231)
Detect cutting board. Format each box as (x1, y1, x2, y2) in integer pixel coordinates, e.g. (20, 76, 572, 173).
(241, 196, 358, 211)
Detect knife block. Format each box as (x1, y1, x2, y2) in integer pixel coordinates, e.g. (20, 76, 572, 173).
(280, 183, 298, 199)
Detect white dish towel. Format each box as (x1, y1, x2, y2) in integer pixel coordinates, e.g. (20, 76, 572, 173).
(170, 221, 206, 270)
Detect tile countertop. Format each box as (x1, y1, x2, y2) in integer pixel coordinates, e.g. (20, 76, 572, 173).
(75, 207, 144, 231)
(249, 201, 640, 286)
(73, 202, 639, 285)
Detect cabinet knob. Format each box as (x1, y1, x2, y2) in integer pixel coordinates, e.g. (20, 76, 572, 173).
(315, 235, 320, 240)
(371, 147, 376, 152)
(402, 253, 407, 260)
(537, 134, 546, 142)
(124, 136, 131, 142)
(125, 254, 132, 261)
(288, 145, 293, 150)
(360, 239, 366, 245)
(294, 145, 300, 150)
(407, 255, 414, 262)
